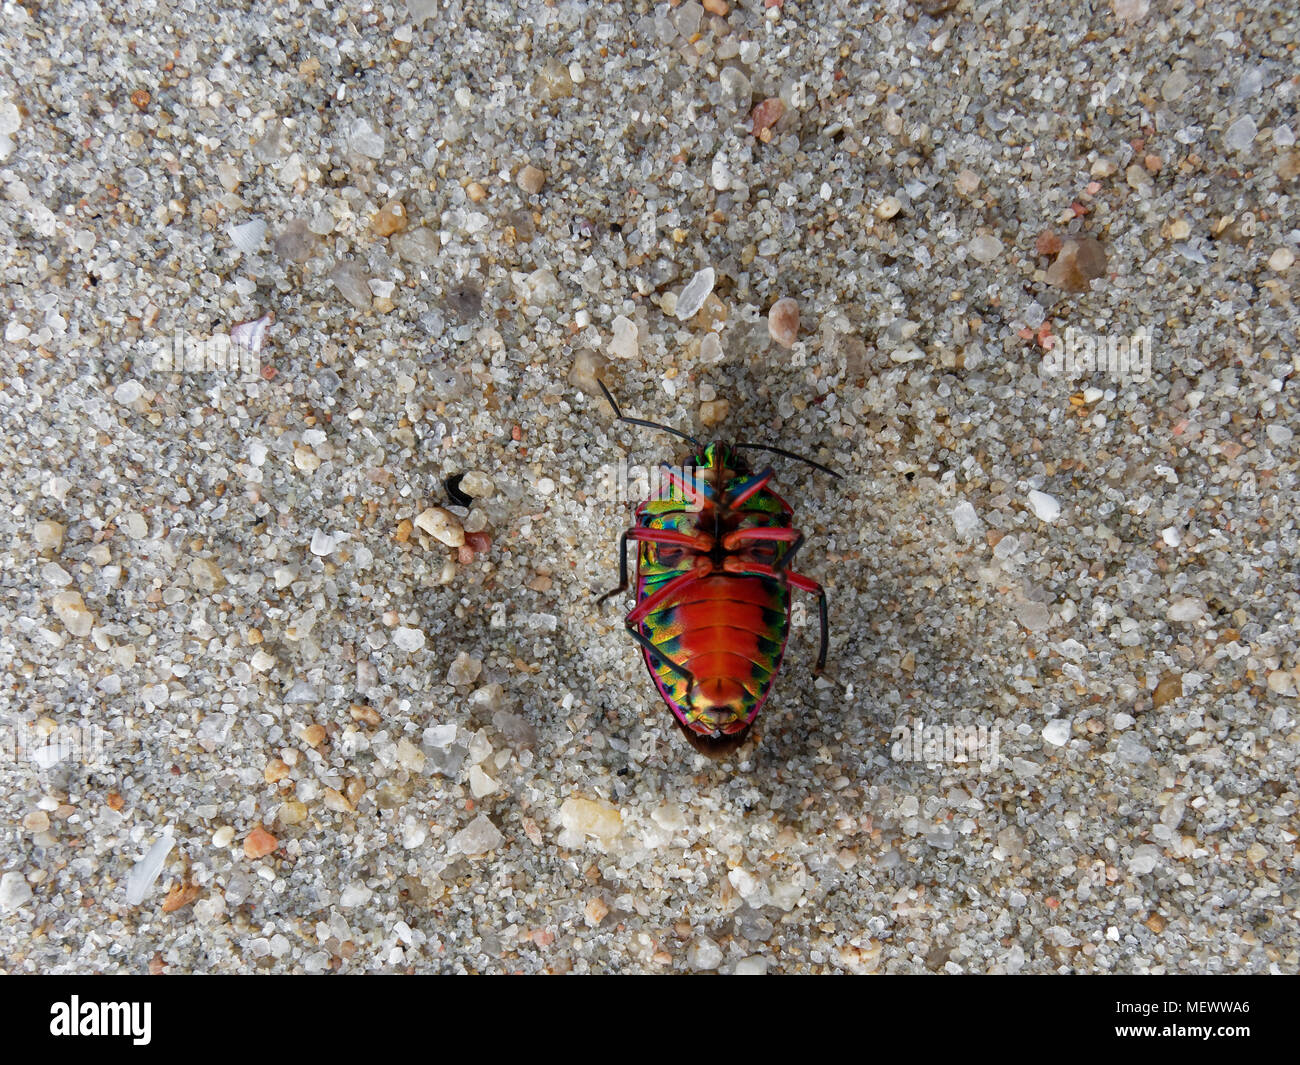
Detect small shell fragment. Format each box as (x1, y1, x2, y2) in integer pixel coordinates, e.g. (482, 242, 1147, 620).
(125, 828, 175, 906)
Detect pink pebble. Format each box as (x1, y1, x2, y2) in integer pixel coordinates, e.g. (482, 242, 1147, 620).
(767, 297, 800, 348)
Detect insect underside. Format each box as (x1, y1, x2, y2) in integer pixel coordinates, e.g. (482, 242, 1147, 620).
(602, 442, 829, 758)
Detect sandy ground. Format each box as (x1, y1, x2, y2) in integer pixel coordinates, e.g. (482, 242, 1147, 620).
(1, 0, 1297, 973)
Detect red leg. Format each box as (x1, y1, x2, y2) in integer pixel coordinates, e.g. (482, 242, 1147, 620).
(722, 527, 807, 574)
(726, 468, 774, 509)
(721, 526, 801, 550)
(598, 527, 712, 606)
(660, 464, 710, 511)
(626, 562, 710, 626)
(629, 527, 712, 550)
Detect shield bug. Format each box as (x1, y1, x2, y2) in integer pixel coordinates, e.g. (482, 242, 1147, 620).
(597, 382, 834, 757)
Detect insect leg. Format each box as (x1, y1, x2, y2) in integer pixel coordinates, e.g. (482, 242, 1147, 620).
(725, 468, 775, 509)
(721, 526, 800, 548)
(623, 567, 709, 708)
(626, 567, 707, 626)
(597, 528, 711, 606)
(596, 529, 634, 607)
(630, 528, 712, 550)
(722, 525, 801, 554)
(721, 527, 806, 573)
(624, 620, 696, 705)
(773, 532, 805, 573)
(660, 464, 711, 510)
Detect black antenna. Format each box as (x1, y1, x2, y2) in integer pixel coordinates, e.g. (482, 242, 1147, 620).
(734, 441, 841, 479)
(598, 379, 702, 449)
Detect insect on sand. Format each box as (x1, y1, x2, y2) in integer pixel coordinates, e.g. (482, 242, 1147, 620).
(597, 381, 836, 758)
